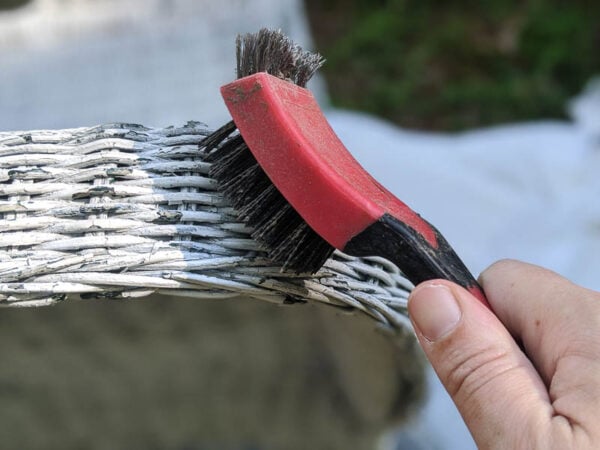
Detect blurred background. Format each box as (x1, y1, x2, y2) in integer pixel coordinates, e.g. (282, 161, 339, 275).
(1, 0, 599, 449)
(307, 0, 600, 131)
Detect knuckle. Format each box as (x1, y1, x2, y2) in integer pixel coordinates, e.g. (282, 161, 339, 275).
(442, 342, 516, 403)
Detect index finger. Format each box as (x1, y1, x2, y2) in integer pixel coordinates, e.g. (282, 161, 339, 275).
(479, 259, 600, 387)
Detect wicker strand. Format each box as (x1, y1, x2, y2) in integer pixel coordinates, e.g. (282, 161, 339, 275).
(0, 122, 413, 331)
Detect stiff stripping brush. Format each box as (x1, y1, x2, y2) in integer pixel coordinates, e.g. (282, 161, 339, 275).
(202, 29, 488, 307)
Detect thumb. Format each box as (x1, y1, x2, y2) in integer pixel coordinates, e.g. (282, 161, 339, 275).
(408, 280, 550, 448)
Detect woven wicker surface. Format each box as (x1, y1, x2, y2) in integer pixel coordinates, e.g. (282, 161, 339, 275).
(0, 122, 412, 331)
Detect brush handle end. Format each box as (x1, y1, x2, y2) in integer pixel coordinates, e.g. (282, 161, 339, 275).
(344, 213, 491, 310)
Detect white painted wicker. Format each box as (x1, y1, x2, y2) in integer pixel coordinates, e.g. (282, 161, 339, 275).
(0, 122, 413, 331)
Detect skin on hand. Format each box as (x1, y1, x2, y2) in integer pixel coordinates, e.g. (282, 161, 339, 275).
(408, 259, 600, 450)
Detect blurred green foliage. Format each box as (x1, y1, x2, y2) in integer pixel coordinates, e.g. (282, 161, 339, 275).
(0, 0, 30, 10)
(306, 0, 600, 130)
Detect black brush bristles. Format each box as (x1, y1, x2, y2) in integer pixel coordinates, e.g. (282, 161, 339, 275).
(202, 29, 334, 273)
(235, 29, 324, 87)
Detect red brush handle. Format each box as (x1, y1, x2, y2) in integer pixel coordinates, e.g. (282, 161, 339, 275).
(221, 73, 438, 250)
(221, 72, 490, 309)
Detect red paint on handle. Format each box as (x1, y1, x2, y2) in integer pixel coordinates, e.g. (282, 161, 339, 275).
(221, 73, 438, 249)
(469, 285, 491, 310)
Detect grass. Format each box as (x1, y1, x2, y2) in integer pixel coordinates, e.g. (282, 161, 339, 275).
(305, 0, 600, 130)
(0, 0, 30, 10)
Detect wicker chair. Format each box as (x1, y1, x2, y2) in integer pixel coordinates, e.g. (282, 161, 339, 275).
(0, 121, 413, 334)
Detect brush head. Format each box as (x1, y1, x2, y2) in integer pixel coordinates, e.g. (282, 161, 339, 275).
(202, 30, 489, 307)
(203, 29, 334, 273)
(235, 29, 324, 87)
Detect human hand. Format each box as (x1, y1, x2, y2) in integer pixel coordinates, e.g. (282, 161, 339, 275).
(408, 259, 600, 449)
